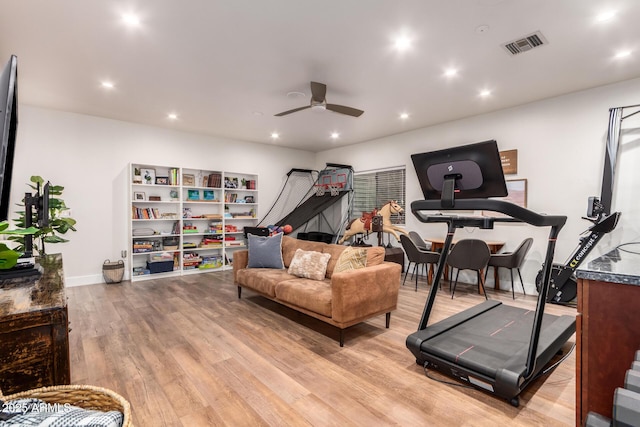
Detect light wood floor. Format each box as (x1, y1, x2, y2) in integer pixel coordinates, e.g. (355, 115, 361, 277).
(67, 271, 577, 426)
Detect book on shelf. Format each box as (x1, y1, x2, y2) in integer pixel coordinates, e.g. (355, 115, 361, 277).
(207, 173, 222, 188)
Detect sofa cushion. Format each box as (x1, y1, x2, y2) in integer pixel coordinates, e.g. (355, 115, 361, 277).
(287, 249, 332, 281)
(247, 232, 284, 269)
(282, 236, 326, 267)
(334, 246, 368, 273)
(275, 278, 332, 317)
(321, 244, 347, 278)
(236, 268, 295, 297)
(366, 246, 386, 266)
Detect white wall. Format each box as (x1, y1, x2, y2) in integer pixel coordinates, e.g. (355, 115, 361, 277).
(10, 106, 315, 286)
(316, 77, 640, 294)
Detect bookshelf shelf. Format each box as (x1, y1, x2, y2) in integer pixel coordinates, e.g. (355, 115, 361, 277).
(128, 163, 258, 281)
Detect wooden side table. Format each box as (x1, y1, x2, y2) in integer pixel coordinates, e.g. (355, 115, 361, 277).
(0, 254, 70, 395)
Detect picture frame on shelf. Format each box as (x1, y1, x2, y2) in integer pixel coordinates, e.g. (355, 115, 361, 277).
(155, 176, 169, 185)
(203, 190, 215, 201)
(183, 174, 195, 186)
(141, 168, 156, 185)
(187, 189, 200, 200)
(134, 191, 146, 201)
(244, 195, 254, 203)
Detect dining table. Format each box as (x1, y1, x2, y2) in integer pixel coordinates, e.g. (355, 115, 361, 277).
(425, 237, 506, 291)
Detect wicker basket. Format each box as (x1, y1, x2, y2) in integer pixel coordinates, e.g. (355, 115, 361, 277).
(0, 384, 132, 427)
(103, 259, 125, 284)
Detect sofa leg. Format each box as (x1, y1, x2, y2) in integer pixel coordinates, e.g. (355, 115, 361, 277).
(237, 286, 242, 299)
(386, 312, 391, 328)
(339, 329, 345, 347)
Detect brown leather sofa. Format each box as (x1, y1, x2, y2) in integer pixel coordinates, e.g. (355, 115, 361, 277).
(233, 236, 401, 346)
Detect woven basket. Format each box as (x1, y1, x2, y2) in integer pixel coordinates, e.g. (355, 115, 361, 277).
(103, 259, 125, 284)
(0, 384, 132, 427)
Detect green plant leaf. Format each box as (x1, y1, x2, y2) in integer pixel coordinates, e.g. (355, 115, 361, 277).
(0, 243, 20, 269)
(44, 235, 68, 243)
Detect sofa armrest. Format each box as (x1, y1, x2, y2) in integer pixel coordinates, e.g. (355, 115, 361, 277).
(233, 250, 249, 283)
(330, 262, 401, 324)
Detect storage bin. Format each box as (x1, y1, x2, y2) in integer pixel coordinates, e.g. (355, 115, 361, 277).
(146, 260, 174, 274)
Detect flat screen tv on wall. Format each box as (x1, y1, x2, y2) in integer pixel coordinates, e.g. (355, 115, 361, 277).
(0, 54, 18, 222)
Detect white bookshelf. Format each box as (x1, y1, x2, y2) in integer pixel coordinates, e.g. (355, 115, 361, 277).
(128, 163, 258, 281)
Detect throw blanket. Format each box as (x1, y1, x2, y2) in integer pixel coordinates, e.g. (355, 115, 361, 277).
(0, 398, 123, 427)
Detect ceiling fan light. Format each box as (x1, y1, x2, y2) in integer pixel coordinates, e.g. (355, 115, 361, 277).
(311, 104, 326, 112)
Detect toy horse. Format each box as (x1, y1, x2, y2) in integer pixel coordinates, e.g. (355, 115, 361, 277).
(339, 200, 408, 244)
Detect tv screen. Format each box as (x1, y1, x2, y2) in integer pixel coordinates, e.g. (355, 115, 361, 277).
(0, 55, 18, 221)
(411, 140, 507, 201)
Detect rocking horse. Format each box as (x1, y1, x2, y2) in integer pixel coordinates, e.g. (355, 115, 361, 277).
(339, 200, 408, 244)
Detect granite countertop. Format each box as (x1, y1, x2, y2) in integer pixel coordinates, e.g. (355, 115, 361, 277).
(576, 246, 640, 286)
(0, 254, 66, 316)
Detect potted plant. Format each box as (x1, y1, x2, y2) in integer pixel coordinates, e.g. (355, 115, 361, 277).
(0, 221, 38, 269)
(10, 176, 77, 255)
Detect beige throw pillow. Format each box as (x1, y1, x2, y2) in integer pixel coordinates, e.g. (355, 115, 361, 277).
(334, 246, 368, 273)
(287, 249, 331, 280)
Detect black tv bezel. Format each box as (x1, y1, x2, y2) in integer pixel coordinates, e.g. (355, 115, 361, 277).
(411, 140, 508, 201)
(0, 55, 18, 222)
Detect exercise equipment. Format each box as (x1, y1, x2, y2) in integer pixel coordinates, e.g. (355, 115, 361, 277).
(407, 140, 576, 407)
(534, 204, 620, 304)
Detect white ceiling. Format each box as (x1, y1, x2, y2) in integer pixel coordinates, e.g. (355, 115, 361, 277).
(2, 0, 640, 152)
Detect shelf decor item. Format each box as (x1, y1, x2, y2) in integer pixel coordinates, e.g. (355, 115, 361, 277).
(155, 176, 168, 185)
(187, 189, 200, 200)
(183, 174, 195, 186)
(134, 192, 146, 201)
(203, 190, 215, 200)
(141, 168, 156, 185)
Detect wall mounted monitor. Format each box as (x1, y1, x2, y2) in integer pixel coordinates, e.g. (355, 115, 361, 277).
(0, 55, 18, 221)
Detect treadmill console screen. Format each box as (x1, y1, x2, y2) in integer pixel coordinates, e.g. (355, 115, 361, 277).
(411, 140, 508, 200)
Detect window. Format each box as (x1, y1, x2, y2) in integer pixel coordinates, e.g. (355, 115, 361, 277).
(352, 167, 406, 224)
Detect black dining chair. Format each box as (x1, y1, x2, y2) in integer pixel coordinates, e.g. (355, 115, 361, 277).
(447, 239, 491, 299)
(484, 237, 533, 299)
(408, 231, 429, 251)
(399, 234, 440, 291)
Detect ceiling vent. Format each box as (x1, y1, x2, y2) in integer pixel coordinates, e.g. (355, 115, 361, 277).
(502, 31, 547, 55)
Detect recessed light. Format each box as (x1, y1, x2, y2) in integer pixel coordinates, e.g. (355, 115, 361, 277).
(101, 81, 114, 89)
(122, 13, 141, 27)
(331, 132, 340, 139)
(393, 36, 412, 51)
(479, 89, 492, 98)
(596, 10, 616, 22)
(475, 25, 490, 34)
(444, 68, 458, 78)
(167, 113, 178, 120)
(400, 113, 409, 120)
(615, 50, 632, 59)
(271, 132, 279, 139)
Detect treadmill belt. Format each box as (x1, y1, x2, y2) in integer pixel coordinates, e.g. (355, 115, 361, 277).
(421, 305, 560, 378)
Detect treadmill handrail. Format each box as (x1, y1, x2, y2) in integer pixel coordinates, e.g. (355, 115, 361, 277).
(411, 199, 566, 228)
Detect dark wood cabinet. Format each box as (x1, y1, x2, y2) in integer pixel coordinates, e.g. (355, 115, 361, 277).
(0, 254, 70, 395)
(576, 277, 640, 426)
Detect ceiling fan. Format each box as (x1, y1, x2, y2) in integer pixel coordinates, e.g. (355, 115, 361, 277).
(275, 81, 364, 118)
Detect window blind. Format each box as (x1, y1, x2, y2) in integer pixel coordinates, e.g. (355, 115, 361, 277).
(353, 168, 406, 224)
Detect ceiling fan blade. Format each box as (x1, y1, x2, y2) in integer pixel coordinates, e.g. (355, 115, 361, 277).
(274, 105, 311, 117)
(310, 81, 327, 103)
(326, 104, 364, 117)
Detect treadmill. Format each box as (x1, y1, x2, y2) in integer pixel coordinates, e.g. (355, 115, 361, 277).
(406, 140, 576, 407)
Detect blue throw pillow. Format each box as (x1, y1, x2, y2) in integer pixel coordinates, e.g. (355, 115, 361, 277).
(247, 232, 284, 269)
